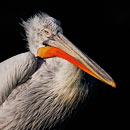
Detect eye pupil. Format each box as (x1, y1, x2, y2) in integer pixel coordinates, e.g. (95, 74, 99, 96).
(45, 30, 49, 34)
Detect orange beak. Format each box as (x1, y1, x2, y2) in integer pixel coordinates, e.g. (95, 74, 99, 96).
(37, 45, 116, 88)
(37, 32, 116, 88)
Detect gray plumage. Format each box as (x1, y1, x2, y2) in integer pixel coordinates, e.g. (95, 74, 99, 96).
(0, 52, 37, 105)
(0, 13, 88, 130)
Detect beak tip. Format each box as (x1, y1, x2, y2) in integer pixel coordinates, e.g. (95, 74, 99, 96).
(111, 81, 116, 88)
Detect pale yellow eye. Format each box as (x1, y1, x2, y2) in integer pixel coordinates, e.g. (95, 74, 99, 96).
(43, 29, 51, 37)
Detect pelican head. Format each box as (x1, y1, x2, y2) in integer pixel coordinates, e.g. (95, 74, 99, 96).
(23, 13, 116, 88)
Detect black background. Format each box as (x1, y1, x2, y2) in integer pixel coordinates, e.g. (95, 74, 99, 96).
(0, 0, 128, 130)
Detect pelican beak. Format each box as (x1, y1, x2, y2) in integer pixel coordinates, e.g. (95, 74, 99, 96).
(37, 33, 116, 88)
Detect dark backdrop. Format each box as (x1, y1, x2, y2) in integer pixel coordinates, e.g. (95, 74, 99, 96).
(0, 0, 128, 130)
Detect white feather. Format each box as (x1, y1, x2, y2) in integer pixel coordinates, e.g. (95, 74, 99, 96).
(0, 52, 37, 105)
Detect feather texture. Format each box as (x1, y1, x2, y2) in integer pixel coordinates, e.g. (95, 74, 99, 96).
(0, 57, 88, 130)
(0, 52, 37, 105)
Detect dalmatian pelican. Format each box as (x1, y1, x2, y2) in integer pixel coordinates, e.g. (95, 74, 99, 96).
(0, 13, 116, 130)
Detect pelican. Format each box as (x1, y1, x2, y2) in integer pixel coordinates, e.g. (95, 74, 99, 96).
(0, 13, 116, 130)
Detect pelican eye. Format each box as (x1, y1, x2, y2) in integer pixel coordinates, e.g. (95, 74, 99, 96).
(43, 29, 51, 37)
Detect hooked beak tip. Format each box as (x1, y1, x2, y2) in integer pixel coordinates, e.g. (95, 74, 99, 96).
(111, 81, 116, 88)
